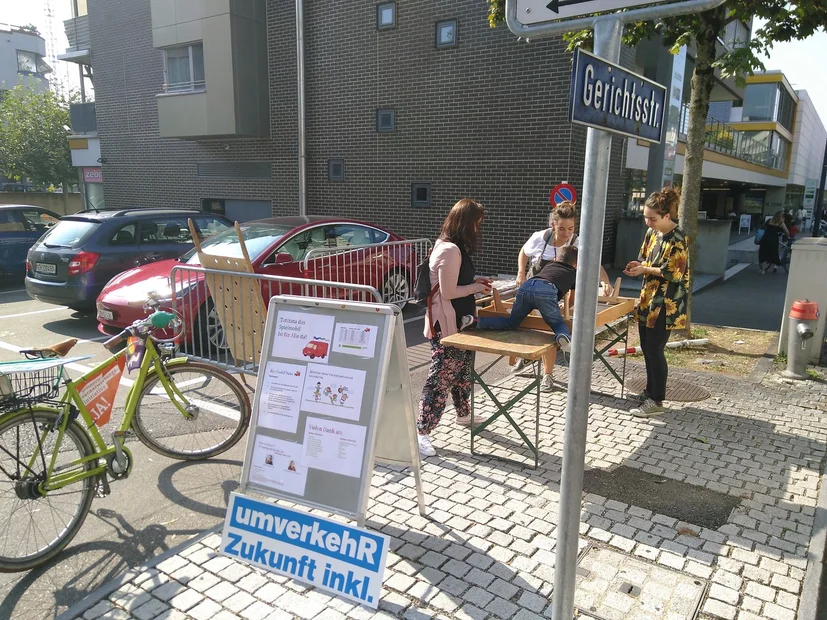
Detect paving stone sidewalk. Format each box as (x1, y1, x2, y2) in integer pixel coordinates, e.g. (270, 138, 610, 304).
(60, 357, 827, 620)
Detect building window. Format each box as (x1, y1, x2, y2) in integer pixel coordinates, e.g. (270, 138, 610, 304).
(435, 20, 457, 48)
(328, 159, 345, 182)
(163, 43, 205, 93)
(377, 2, 396, 29)
(411, 183, 431, 208)
(16, 50, 51, 75)
(377, 109, 395, 132)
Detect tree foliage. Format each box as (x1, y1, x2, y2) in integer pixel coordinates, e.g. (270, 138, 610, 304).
(0, 81, 75, 189)
(486, 0, 827, 329)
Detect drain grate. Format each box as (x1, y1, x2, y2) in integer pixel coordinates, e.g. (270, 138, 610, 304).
(574, 546, 707, 620)
(625, 375, 710, 402)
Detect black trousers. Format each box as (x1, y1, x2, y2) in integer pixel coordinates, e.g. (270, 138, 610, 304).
(638, 310, 670, 403)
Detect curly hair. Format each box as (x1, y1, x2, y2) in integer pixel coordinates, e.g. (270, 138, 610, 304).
(439, 198, 486, 254)
(549, 201, 577, 226)
(645, 188, 680, 220)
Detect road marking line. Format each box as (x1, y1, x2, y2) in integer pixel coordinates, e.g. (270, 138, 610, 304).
(403, 314, 425, 324)
(2, 289, 27, 294)
(0, 307, 66, 320)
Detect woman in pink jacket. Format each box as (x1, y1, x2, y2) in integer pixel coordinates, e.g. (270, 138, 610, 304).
(417, 199, 492, 457)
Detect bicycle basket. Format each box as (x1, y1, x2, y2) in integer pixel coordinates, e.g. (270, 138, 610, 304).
(0, 360, 64, 414)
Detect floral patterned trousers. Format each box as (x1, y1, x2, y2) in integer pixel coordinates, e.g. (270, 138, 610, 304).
(417, 335, 474, 435)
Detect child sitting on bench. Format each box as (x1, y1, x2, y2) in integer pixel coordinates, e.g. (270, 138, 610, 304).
(465, 246, 577, 390)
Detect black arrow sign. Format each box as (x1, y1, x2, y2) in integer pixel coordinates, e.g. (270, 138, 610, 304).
(545, 0, 598, 14)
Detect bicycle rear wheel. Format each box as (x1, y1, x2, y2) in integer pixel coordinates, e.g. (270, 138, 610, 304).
(0, 408, 96, 572)
(132, 361, 251, 460)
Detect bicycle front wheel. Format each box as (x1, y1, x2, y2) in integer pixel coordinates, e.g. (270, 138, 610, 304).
(0, 408, 96, 572)
(132, 361, 251, 460)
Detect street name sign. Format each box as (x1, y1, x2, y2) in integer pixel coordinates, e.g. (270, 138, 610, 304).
(569, 47, 667, 144)
(515, 0, 686, 25)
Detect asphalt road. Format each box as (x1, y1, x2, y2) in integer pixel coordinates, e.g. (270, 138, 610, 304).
(692, 263, 789, 332)
(0, 283, 512, 620)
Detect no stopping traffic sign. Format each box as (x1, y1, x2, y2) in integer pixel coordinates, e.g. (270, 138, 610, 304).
(550, 182, 577, 207)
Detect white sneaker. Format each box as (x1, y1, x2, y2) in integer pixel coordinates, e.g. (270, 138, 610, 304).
(630, 398, 666, 418)
(456, 413, 488, 427)
(460, 315, 477, 331)
(418, 434, 436, 457)
(556, 334, 572, 352)
(540, 374, 554, 392)
(511, 358, 532, 375)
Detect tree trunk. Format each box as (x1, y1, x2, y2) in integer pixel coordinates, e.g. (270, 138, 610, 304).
(679, 7, 725, 333)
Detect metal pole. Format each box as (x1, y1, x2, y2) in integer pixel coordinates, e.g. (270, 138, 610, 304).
(296, 0, 307, 216)
(812, 136, 827, 236)
(551, 16, 623, 620)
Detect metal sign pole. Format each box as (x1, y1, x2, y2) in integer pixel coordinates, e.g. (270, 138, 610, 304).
(551, 15, 622, 620)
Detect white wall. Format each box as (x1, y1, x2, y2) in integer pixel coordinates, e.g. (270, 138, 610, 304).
(788, 90, 827, 187)
(0, 28, 48, 91)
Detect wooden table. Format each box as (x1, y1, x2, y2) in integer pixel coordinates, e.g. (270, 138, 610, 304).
(441, 329, 556, 469)
(478, 284, 636, 390)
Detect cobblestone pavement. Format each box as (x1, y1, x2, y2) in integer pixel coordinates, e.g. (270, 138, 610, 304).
(60, 357, 827, 620)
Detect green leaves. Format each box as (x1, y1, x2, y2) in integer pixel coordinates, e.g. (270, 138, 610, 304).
(0, 81, 75, 188)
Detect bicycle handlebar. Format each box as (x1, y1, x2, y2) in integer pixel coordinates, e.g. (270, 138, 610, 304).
(102, 311, 178, 351)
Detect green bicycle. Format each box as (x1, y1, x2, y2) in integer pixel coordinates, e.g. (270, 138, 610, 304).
(0, 304, 251, 572)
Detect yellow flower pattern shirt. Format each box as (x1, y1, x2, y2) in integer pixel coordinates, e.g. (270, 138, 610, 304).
(634, 226, 690, 330)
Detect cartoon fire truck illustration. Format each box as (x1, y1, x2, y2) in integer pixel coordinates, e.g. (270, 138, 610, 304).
(302, 338, 329, 359)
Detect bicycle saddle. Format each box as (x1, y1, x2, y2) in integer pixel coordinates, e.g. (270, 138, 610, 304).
(19, 338, 79, 360)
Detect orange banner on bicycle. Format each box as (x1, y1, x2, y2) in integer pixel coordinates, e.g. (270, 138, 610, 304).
(76, 357, 125, 427)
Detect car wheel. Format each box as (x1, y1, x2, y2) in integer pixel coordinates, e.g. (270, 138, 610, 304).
(194, 301, 230, 356)
(382, 270, 410, 310)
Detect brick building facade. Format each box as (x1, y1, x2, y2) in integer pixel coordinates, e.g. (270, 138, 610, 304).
(89, 0, 629, 275)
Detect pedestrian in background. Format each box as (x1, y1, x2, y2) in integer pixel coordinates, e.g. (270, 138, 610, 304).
(758, 211, 789, 274)
(623, 188, 690, 418)
(417, 199, 492, 458)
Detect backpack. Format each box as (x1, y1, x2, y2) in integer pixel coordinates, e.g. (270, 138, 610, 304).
(413, 257, 437, 304)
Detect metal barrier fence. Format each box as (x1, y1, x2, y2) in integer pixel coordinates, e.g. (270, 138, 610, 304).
(301, 238, 432, 306)
(170, 265, 382, 373)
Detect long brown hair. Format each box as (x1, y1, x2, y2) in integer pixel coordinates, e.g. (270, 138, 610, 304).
(439, 199, 485, 254)
(645, 188, 680, 219)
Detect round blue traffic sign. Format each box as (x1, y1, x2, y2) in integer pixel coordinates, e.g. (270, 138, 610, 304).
(550, 183, 577, 207)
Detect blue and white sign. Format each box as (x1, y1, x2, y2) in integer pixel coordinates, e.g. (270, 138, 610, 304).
(569, 47, 667, 144)
(221, 493, 389, 608)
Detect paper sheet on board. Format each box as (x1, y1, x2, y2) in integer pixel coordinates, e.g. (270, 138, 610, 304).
(301, 417, 367, 478)
(332, 323, 378, 358)
(272, 310, 335, 365)
(300, 363, 365, 421)
(258, 361, 307, 433)
(250, 436, 308, 496)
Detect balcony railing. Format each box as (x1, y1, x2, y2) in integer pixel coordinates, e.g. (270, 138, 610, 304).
(64, 15, 90, 51)
(679, 103, 775, 169)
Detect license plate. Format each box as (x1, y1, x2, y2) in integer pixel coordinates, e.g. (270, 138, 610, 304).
(35, 262, 56, 275)
(97, 308, 114, 321)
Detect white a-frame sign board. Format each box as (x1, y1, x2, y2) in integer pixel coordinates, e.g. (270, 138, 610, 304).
(239, 295, 425, 525)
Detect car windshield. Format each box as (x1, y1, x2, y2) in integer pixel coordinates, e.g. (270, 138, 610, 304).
(39, 219, 98, 248)
(180, 222, 295, 264)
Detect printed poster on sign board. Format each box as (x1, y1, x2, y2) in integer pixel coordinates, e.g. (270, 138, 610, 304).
(300, 363, 366, 421)
(272, 310, 335, 365)
(258, 361, 306, 433)
(76, 357, 125, 427)
(250, 436, 308, 496)
(301, 417, 367, 478)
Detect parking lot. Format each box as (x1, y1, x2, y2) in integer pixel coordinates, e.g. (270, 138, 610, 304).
(0, 280, 512, 620)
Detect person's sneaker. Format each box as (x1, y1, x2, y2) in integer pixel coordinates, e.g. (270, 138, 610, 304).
(460, 315, 477, 331)
(418, 434, 436, 457)
(556, 334, 572, 364)
(630, 398, 666, 418)
(540, 373, 555, 392)
(628, 390, 649, 403)
(456, 413, 488, 427)
(511, 358, 532, 375)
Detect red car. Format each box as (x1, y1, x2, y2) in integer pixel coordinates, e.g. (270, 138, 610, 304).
(96, 216, 415, 351)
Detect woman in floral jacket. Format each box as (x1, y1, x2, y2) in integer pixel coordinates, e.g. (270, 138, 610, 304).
(623, 188, 690, 417)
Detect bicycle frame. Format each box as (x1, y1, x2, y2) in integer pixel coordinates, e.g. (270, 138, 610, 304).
(16, 337, 192, 495)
